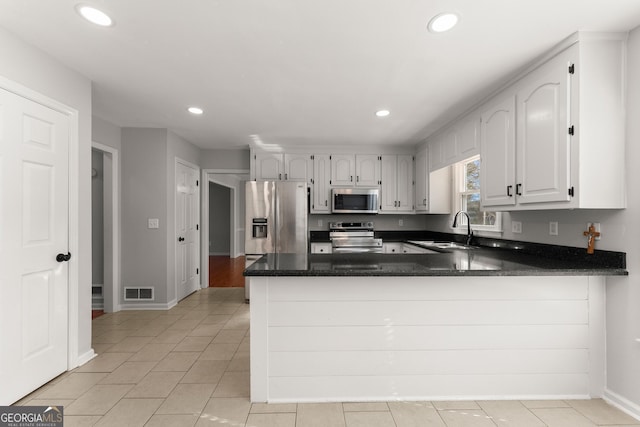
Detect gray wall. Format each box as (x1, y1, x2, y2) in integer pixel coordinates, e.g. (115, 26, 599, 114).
(91, 149, 104, 284)
(121, 128, 169, 304)
(210, 183, 231, 254)
(201, 148, 250, 170)
(0, 26, 93, 361)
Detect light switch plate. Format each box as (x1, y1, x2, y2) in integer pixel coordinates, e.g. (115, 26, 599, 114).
(148, 218, 159, 229)
(549, 221, 558, 236)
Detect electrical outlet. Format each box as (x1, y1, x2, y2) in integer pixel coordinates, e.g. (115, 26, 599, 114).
(398, 219, 404, 227)
(587, 222, 601, 240)
(317, 219, 323, 227)
(148, 218, 159, 229)
(549, 221, 558, 236)
(511, 221, 522, 234)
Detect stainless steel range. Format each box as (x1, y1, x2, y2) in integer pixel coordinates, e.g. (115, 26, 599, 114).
(329, 221, 383, 253)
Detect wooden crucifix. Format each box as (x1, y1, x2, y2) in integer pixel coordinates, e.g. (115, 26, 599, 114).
(583, 224, 601, 254)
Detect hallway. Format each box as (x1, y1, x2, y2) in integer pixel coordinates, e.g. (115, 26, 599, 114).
(209, 256, 245, 287)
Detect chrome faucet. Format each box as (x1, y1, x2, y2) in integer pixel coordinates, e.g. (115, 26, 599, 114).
(452, 210, 474, 245)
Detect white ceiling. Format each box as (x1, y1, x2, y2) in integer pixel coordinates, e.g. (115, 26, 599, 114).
(1, 1, 640, 150)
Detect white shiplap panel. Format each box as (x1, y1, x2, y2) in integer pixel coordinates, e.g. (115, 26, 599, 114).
(269, 324, 589, 351)
(269, 349, 589, 376)
(266, 276, 588, 301)
(269, 300, 588, 326)
(268, 373, 590, 403)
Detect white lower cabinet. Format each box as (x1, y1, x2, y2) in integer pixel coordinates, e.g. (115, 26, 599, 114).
(383, 243, 402, 254)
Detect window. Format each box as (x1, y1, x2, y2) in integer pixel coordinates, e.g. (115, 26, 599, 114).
(453, 155, 501, 232)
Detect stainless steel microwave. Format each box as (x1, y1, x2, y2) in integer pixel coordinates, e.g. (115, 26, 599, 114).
(331, 188, 379, 214)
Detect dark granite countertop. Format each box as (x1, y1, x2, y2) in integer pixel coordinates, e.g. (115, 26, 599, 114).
(247, 232, 627, 277)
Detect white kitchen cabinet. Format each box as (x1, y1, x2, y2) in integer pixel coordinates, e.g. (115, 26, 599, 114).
(311, 154, 331, 213)
(330, 154, 380, 187)
(380, 155, 414, 213)
(253, 152, 312, 183)
(330, 154, 355, 186)
(428, 116, 480, 172)
(457, 117, 480, 159)
(415, 148, 429, 212)
(480, 95, 517, 207)
(355, 154, 380, 186)
(481, 35, 626, 210)
(253, 152, 284, 181)
(310, 242, 332, 254)
(401, 243, 437, 254)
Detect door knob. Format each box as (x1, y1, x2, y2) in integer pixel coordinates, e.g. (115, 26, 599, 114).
(178, 237, 185, 242)
(56, 252, 71, 262)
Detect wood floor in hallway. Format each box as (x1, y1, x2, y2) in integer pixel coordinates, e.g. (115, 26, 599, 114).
(209, 255, 245, 287)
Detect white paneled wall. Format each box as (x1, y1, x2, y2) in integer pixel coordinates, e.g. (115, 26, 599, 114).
(250, 276, 605, 402)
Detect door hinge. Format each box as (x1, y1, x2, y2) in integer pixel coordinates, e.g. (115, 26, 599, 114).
(329, 155, 332, 160)
(311, 155, 314, 160)
(196, 180, 199, 186)
(329, 180, 332, 185)
(196, 224, 199, 230)
(196, 268, 199, 275)
(254, 154, 256, 159)
(568, 125, 574, 135)
(378, 156, 382, 161)
(568, 186, 575, 197)
(568, 63, 575, 74)
(311, 178, 314, 184)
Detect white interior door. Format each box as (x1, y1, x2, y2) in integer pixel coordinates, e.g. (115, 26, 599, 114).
(176, 160, 200, 301)
(0, 87, 70, 404)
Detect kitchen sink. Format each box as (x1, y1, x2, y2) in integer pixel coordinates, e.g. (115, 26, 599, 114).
(408, 241, 478, 250)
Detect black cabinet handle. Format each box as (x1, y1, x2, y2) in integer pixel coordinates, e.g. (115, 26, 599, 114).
(178, 237, 185, 242)
(516, 183, 522, 196)
(56, 252, 71, 262)
(507, 185, 513, 197)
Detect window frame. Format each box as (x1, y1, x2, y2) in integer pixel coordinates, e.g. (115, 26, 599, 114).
(452, 155, 502, 234)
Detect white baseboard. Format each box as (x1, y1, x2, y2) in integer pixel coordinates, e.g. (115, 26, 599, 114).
(604, 388, 640, 421)
(76, 349, 97, 367)
(210, 251, 231, 256)
(120, 301, 176, 310)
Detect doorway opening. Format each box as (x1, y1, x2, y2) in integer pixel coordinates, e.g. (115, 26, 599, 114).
(200, 169, 249, 289)
(91, 142, 120, 314)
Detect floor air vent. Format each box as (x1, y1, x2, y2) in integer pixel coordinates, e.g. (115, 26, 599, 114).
(124, 287, 154, 301)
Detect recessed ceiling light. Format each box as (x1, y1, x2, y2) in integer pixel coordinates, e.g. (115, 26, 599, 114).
(428, 12, 459, 33)
(187, 107, 204, 115)
(376, 110, 390, 117)
(76, 5, 113, 27)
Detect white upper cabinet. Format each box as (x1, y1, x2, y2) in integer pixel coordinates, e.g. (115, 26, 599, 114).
(284, 153, 313, 183)
(355, 154, 380, 187)
(428, 116, 480, 172)
(515, 50, 571, 205)
(457, 117, 480, 159)
(254, 152, 284, 181)
(480, 34, 626, 210)
(330, 154, 380, 187)
(380, 154, 413, 213)
(415, 148, 428, 212)
(311, 154, 331, 213)
(480, 96, 517, 207)
(330, 154, 355, 186)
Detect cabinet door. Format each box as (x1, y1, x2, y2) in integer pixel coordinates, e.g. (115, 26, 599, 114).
(311, 154, 331, 213)
(414, 149, 428, 212)
(396, 155, 414, 211)
(330, 154, 355, 186)
(516, 52, 571, 205)
(310, 242, 332, 254)
(429, 137, 445, 171)
(284, 153, 312, 182)
(383, 242, 402, 254)
(480, 96, 516, 207)
(457, 117, 480, 158)
(254, 152, 284, 180)
(443, 131, 458, 165)
(380, 155, 398, 211)
(355, 154, 380, 186)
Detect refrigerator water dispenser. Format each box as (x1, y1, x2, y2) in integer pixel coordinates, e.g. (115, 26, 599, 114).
(252, 218, 268, 238)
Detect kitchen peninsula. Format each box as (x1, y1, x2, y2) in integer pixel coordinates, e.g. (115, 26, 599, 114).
(244, 241, 626, 403)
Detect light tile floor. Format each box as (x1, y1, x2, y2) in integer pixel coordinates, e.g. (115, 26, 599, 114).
(18, 287, 640, 427)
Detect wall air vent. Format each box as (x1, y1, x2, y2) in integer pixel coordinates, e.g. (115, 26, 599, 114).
(124, 287, 154, 301)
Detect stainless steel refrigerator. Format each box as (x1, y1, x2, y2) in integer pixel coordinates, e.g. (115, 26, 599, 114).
(244, 181, 308, 301)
